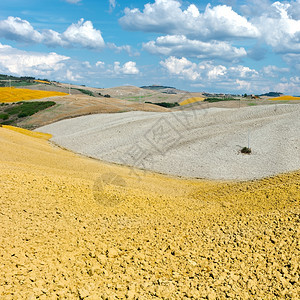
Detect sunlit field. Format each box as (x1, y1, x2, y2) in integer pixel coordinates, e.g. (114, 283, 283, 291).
(180, 97, 205, 106)
(0, 125, 299, 298)
(0, 87, 67, 103)
(270, 95, 300, 100)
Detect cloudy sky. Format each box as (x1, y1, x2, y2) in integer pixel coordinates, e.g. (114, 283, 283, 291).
(0, 0, 299, 94)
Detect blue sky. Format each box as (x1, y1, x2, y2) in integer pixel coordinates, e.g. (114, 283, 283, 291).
(0, 0, 299, 94)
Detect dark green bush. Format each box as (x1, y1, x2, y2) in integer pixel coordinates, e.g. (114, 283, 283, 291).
(0, 113, 9, 120)
(241, 147, 251, 154)
(18, 112, 28, 118)
(145, 101, 179, 108)
(76, 89, 94, 97)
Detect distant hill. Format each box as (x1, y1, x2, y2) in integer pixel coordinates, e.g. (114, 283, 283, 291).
(140, 85, 185, 95)
(260, 92, 283, 97)
(140, 85, 176, 90)
(0, 74, 42, 87)
(0, 74, 35, 81)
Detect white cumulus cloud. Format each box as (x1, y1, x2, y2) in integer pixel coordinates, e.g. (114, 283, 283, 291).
(42, 29, 68, 47)
(262, 65, 289, 77)
(236, 79, 251, 91)
(66, 69, 82, 81)
(0, 16, 42, 43)
(228, 65, 258, 78)
(114, 61, 139, 75)
(63, 18, 105, 49)
(143, 35, 247, 61)
(160, 56, 201, 80)
(252, 1, 300, 53)
(290, 76, 300, 83)
(107, 42, 139, 56)
(0, 17, 105, 50)
(276, 81, 300, 95)
(0, 43, 69, 76)
(207, 65, 227, 80)
(95, 61, 105, 67)
(120, 0, 259, 40)
(160, 56, 260, 82)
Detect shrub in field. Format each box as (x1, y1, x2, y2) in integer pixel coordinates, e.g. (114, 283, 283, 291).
(0, 113, 9, 120)
(145, 101, 179, 108)
(241, 147, 252, 154)
(76, 88, 94, 97)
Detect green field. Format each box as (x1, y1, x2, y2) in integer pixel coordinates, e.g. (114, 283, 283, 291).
(0, 101, 56, 125)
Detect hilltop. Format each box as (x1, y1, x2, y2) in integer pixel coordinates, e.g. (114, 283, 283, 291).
(260, 92, 283, 97)
(1, 74, 300, 130)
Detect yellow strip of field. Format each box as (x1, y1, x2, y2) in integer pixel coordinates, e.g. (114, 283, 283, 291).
(180, 97, 205, 106)
(0, 87, 67, 103)
(269, 95, 300, 100)
(34, 80, 51, 84)
(2, 125, 52, 140)
(0, 127, 299, 298)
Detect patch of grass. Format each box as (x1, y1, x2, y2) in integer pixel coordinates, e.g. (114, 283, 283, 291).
(0, 113, 9, 120)
(248, 103, 257, 106)
(1, 119, 14, 125)
(75, 88, 94, 97)
(125, 95, 153, 101)
(4, 101, 56, 118)
(0, 101, 57, 126)
(12, 81, 38, 87)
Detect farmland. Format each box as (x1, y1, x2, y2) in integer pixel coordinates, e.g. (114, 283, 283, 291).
(0, 101, 56, 126)
(0, 79, 299, 299)
(0, 87, 68, 103)
(270, 95, 300, 100)
(0, 125, 299, 298)
(179, 97, 205, 105)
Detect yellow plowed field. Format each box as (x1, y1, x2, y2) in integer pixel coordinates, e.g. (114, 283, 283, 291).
(270, 95, 300, 100)
(1, 125, 52, 140)
(0, 126, 299, 298)
(180, 97, 205, 106)
(0, 87, 67, 103)
(34, 80, 51, 84)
